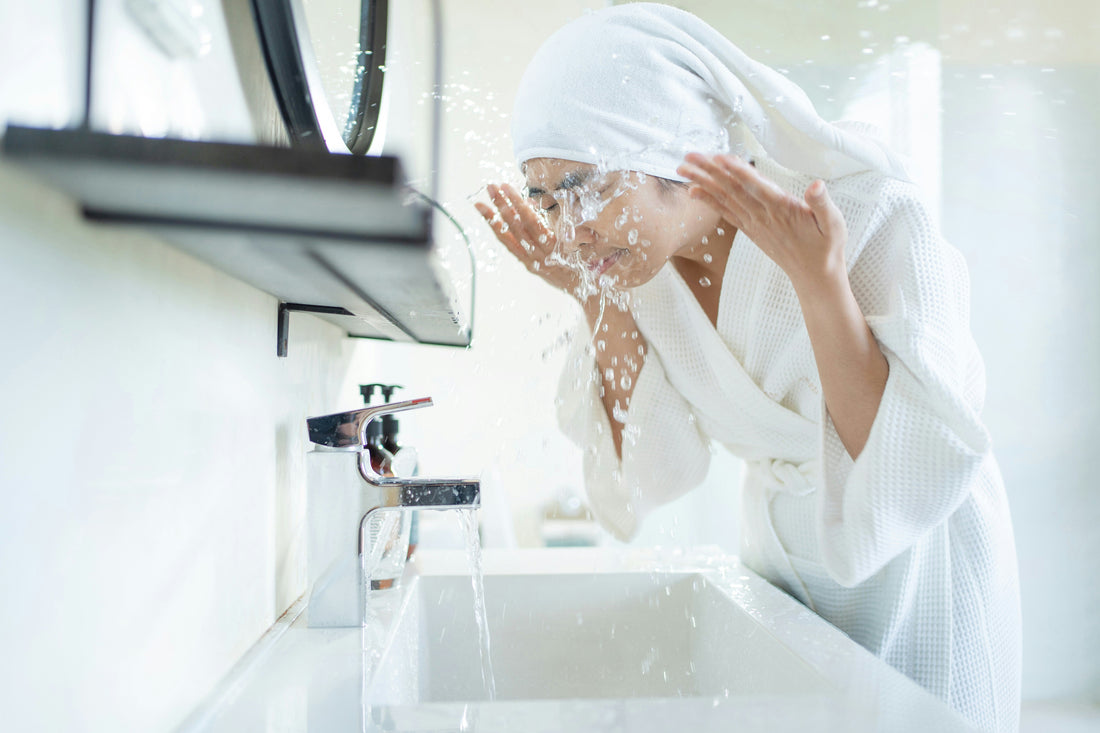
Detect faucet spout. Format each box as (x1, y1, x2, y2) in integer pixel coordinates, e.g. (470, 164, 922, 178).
(305, 396, 481, 626)
(351, 396, 481, 510)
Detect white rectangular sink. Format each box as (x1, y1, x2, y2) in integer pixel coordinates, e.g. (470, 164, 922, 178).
(183, 548, 978, 733)
(372, 570, 829, 703)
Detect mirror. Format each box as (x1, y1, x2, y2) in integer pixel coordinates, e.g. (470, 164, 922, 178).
(249, 0, 387, 154)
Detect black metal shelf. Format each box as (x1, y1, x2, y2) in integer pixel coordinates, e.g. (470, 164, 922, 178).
(1, 125, 472, 351)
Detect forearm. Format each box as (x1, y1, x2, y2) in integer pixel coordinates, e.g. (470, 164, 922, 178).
(581, 298, 647, 460)
(795, 270, 889, 460)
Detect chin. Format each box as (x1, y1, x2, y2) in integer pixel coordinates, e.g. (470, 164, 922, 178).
(611, 264, 661, 290)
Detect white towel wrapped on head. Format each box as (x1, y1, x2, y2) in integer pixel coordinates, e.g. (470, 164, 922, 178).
(511, 2, 911, 182)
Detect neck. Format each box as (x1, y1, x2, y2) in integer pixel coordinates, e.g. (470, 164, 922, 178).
(672, 221, 736, 274)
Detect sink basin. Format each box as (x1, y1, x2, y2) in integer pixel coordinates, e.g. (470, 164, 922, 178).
(183, 548, 978, 733)
(371, 570, 830, 703)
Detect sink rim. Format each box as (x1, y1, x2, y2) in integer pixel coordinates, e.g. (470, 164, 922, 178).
(181, 547, 980, 733)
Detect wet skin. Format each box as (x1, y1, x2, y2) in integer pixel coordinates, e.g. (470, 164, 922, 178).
(477, 153, 889, 461)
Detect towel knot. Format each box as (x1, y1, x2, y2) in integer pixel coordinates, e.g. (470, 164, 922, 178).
(747, 457, 818, 500)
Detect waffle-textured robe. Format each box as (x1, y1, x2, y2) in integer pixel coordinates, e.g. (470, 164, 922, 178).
(557, 156, 1022, 733)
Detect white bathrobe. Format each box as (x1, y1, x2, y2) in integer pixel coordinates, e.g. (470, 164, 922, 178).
(557, 155, 1022, 733)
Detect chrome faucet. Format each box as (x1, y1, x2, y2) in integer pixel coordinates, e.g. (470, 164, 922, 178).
(305, 397, 480, 627)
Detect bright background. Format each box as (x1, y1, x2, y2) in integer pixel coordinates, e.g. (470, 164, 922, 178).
(0, 0, 1095, 729)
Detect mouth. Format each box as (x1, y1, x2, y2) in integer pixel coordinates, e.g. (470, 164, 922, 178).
(587, 249, 627, 277)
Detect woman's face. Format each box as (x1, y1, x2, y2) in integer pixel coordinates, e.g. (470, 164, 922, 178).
(523, 157, 720, 288)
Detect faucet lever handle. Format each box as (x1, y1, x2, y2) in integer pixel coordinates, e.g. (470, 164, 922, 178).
(305, 397, 434, 450)
(356, 397, 432, 446)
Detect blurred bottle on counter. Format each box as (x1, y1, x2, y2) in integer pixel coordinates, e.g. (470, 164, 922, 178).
(541, 485, 599, 547)
(373, 384, 422, 560)
(360, 383, 410, 589)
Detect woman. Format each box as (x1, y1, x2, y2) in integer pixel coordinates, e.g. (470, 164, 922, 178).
(475, 4, 1020, 731)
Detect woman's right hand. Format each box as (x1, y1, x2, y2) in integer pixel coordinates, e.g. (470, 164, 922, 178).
(477, 184, 644, 459)
(475, 183, 587, 300)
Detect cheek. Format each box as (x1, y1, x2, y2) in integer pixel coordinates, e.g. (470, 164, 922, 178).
(594, 202, 649, 246)
(617, 246, 666, 288)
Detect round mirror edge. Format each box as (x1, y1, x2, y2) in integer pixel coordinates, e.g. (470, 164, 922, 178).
(248, 0, 329, 151)
(284, 0, 351, 153)
(345, 0, 388, 155)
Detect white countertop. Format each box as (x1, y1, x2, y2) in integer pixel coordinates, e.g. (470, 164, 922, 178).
(181, 547, 977, 733)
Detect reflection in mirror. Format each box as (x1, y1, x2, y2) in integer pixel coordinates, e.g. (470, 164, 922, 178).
(250, 0, 387, 154)
(300, 0, 387, 153)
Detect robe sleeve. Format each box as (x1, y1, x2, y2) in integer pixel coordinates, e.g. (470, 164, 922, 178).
(818, 186, 993, 587)
(556, 317, 711, 541)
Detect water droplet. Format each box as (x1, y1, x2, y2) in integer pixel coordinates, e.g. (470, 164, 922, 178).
(627, 229, 639, 245)
(716, 227, 725, 236)
(699, 277, 712, 288)
(631, 330, 638, 339)
(703, 253, 713, 264)
(700, 235, 708, 245)
(604, 368, 615, 382)
(620, 374, 632, 390)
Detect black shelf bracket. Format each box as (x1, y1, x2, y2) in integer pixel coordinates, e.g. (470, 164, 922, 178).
(278, 302, 360, 357)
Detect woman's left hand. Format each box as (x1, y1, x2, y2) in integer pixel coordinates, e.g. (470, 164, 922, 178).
(677, 153, 849, 296)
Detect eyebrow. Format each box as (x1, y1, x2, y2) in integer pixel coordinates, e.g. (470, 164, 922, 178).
(527, 168, 594, 197)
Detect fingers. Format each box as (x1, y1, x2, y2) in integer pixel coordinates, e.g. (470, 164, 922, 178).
(475, 200, 526, 258)
(678, 155, 752, 225)
(803, 180, 845, 239)
(499, 184, 551, 244)
(685, 186, 744, 231)
(486, 184, 556, 250)
(477, 184, 562, 277)
(486, 183, 524, 237)
(679, 152, 797, 216)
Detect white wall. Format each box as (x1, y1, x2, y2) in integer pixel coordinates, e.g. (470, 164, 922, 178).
(942, 65, 1100, 704)
(0, 1, 353, 730)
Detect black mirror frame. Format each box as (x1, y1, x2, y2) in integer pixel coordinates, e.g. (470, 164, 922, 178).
(249, 0, 388, 154)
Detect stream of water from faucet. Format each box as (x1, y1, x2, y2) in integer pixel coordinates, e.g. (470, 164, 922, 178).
(459, 508, 497, 700)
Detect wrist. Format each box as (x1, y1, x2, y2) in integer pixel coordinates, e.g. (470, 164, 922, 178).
(792, 259, 850, 308)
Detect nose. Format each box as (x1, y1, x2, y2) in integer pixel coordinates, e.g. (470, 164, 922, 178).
(554, 210, 596, 246)
(560, 222, 597, 249)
